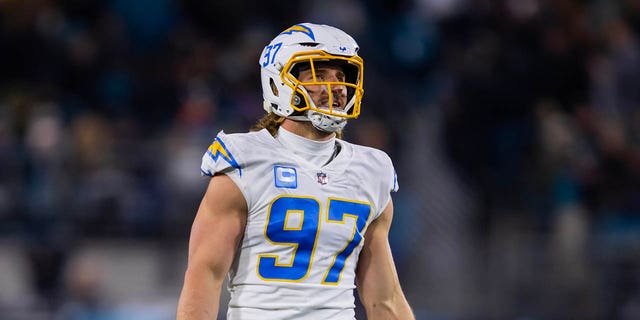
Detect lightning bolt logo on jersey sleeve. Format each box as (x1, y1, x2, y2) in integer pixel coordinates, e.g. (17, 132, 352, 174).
(201, 131, 242, 177)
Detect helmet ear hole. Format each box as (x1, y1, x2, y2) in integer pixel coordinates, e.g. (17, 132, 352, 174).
(269, 78, 279, 96)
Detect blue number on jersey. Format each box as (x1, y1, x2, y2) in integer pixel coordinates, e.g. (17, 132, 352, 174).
(322, 198, 371, 284)
(257, 196, 320, 281)
(257, 196, 372, 285)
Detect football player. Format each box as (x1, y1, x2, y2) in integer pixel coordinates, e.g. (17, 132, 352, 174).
(177, 23, 414, 320)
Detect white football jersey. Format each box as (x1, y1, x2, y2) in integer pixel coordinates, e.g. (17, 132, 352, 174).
(200, 129, 398, 320)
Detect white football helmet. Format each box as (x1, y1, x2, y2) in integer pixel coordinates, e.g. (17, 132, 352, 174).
(260, 23, 364, 132)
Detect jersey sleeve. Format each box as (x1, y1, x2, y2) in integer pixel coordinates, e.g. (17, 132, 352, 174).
(379, 152, 398, 213)
(362, 148, 398, 221)
(200, 130, 244, 178)
(391, 165, 399, 193)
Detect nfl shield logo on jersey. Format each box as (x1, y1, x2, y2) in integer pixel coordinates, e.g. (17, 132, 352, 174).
(316, 172, 328, 185)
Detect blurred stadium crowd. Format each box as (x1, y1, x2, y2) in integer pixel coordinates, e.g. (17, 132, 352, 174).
(1, 0, 639, 319)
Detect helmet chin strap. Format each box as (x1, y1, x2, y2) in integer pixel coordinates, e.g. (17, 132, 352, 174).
(307, 110, 347, 132)
(278, 110, 346, 132)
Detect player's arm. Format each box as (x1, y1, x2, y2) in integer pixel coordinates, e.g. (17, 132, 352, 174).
(356, 199, 414, 320)
(177, 174, 248, 320)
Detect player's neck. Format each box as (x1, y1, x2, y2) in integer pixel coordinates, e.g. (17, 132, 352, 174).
(280, 119, 335, 141)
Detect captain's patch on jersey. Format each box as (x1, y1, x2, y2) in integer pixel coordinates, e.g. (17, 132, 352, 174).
(274, 165, 297, 188)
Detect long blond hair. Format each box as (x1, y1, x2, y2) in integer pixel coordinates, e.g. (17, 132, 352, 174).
(250, 112, 343, 139)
